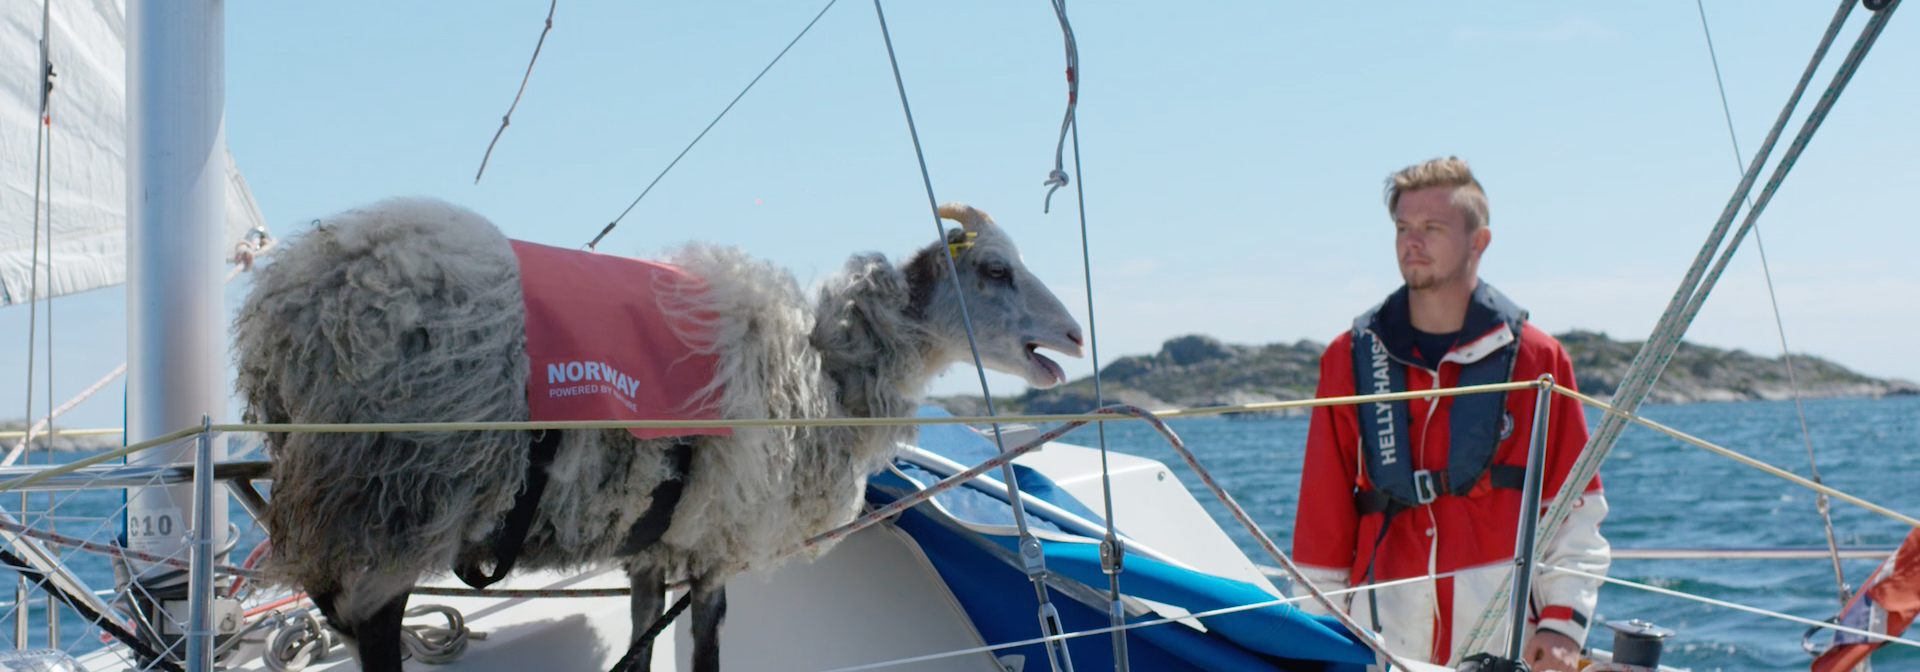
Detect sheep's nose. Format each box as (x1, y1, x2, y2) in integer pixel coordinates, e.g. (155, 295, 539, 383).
(1067, 330, 1084, 348)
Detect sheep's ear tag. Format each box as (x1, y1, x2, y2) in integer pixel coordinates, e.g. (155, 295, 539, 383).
(947, 231, 978, 258)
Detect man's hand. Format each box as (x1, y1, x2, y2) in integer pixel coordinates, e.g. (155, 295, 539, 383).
(1521, 630, 1581, 672)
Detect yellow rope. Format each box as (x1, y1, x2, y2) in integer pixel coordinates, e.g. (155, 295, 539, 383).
(8, 378, 1913, 534)
(0, 427, 123, 440)
(1554, 384, 1920, 529)
(207, 380, 1540, 435)
(0, 381, 1533, 493)
(0, 426, 200, 492)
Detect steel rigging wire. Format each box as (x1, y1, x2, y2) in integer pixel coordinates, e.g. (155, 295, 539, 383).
(866, 1, 1077, 669)
(1693, 0, 1851, 610)
(1460, 0, 1902, 654)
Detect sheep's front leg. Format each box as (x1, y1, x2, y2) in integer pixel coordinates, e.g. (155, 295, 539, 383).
(624, 563, 667, 672)
(310, 569, 417, 672)
(690, 578, 728, 672)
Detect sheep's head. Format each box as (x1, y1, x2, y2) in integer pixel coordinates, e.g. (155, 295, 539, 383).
(904, 203, 1084, 388)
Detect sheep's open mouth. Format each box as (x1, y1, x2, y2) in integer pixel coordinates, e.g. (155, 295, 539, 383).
(1026, 343, 1067, 385)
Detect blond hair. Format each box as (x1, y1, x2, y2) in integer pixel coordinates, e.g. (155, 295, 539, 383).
(1385, 156, 1488, 231)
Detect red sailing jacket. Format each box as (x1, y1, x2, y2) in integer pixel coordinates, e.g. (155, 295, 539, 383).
(1291, 317, 1602, 660)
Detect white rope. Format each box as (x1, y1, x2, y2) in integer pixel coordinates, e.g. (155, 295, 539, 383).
(2, 364, 127, 467)
(225, 229, 278, 282)
(1693, 0, 1848, 608)
(5, 227, 261, 468)
(399, 604, 480, 664)
(1542, 564, 1920, 650)
(1460, 1, 1900, 652)
(7, 220, 263, 468)
(1039, 0, 1078, 212)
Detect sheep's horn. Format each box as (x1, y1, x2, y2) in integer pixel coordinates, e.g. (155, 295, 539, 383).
(937, 202, 996, 233)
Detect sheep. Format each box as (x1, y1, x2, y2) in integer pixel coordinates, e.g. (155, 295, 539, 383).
(233, 197, 1084, 672)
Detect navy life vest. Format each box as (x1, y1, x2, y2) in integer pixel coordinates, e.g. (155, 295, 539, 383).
(1349, 282, 1528, 516)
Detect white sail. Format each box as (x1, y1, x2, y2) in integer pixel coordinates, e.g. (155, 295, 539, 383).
(0, 0, 265, 306)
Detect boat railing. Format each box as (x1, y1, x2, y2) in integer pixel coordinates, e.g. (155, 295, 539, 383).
(0, 382, 1914, 670)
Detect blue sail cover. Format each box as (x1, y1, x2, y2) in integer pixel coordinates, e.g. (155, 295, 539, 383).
(867, 407, 1376, 672)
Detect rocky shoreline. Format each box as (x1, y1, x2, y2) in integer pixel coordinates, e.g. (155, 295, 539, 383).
(935, 331, 1919, 417)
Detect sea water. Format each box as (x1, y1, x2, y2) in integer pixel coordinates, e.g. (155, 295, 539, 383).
(1087, 394, 1919, 671)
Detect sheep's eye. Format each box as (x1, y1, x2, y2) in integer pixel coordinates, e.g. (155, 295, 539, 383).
(984, 263, 1012, 281)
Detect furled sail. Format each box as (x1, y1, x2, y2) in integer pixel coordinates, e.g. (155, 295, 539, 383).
(0, 0, 266, 305)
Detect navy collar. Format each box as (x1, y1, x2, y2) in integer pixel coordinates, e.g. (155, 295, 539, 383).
(1366, 280, 1527, 366)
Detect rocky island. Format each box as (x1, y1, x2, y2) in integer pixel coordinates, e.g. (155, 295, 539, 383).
(936, 331, 1919, 416)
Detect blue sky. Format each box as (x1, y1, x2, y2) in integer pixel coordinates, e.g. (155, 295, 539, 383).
(2, 1, 1915, 430)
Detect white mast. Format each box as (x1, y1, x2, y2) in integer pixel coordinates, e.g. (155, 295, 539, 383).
(124, 0, 228, 587)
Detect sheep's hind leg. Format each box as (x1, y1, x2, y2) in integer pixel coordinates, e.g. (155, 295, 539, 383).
(690, 579, 728, 672)
(624, 563, 667, 672)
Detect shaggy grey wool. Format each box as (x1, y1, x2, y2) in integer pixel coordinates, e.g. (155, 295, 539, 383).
(233, 198, 974, 624)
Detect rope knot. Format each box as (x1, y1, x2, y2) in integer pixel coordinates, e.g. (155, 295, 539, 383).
(1042, 169, 1070, 213)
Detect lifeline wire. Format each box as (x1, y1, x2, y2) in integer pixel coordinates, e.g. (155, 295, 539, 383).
(800, 403, 1414, 670)
(867, 2, 1072, 670)
(0, 518, 262, 581)
(473, 0, 558, 184)
(4, 388, 1915, 658)
(19, 381, 1917, 531)
(1460, 0, 1893, 653)
(1694, 0, 1848, 608)
(589, 0, 840, 250)
(802, 569, 1477, 672)
(0, 381, 1543, 495)
(1543, 564, 1920, 650)
(1555, 384, 1920, 529)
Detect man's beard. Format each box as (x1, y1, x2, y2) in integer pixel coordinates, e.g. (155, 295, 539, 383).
(1404, 261, 1467, 291)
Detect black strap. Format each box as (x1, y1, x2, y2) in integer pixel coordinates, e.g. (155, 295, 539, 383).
(456, 429, 563, 589)
(1358, 508, 1398, 634)
(613, 441, 694, 556)
(1353, 488, 1397, 517)
(0, 549, 185, 672)
(1352, 464, 1529, 515)
(1488, 464, 1526, 491)
(609, 591, 691, 672)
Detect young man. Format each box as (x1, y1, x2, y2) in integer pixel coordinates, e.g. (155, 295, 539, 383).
(1289, 157, 1609, 671)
